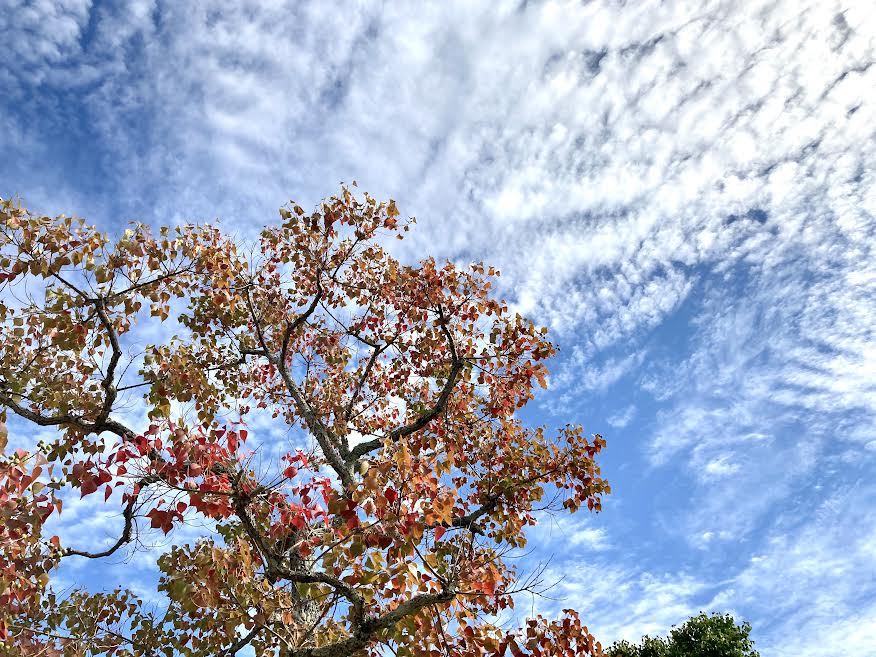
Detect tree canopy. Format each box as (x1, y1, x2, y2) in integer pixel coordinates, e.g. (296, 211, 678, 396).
(607, 613, 760, 657)
(0, 190, 609, 656)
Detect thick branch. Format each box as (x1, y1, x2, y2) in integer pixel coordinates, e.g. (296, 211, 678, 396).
(231, 482, 363, 632)
(243, 286, 354, 488)
(348, 358, 462, 462)
(0, 390, 135, 440)
(449, 496, 498, 535)
(349, 305, 462, 461)
(296, 588, 456, 657)
(271, 565, 365, 626)
(231, 479, 277, 572)
(276, 358, 355, 488)
(447, 466, 565, 534)
(279, 279, 322, 367)
(0, 291, 135, 441)
(93, 297, 122, 425)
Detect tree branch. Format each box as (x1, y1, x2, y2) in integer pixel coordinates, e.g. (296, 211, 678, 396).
(349, 358, 462, 462)
(242, 285, 355, 488)
(295, 588, 456, 657)
(446, 466, 565, 534)
(279, 278, 322, 368)
(107, 264, 196, 302)
(343, 342, 389, 423)
(61, 475, 159, 559)
(0, 389, 135, 441)
(220, 623, 264, 657)
(349, 304, 462, 462)
(271, 566, 365, 627)
(92, 296, 121, 425)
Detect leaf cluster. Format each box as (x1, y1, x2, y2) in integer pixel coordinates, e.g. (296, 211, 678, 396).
(0, 190, 609, 656)
(607, 613, 760, 657)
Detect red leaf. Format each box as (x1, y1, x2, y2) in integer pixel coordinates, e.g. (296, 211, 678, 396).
(80, 475, 98, 498)
(147, 508, 164, 528)
(147, 508, 174, 534)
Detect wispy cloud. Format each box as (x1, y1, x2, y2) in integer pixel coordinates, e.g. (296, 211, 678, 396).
(710, 483, 876, 656)
(607, 405, 637, 429)
(539, 562, 707, 645)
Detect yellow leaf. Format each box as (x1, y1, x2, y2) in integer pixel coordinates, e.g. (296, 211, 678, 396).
(535, 369, 548, 389)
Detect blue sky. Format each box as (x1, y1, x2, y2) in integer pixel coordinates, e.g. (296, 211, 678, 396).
(2, 1, 875, 655)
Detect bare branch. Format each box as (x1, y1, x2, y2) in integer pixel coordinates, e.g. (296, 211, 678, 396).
(343, 342, 388, 422)
(220, 623, 264, 657)
(295, 588, 456, 657)
(93, 297, 121, 425)
(279, 277, 322, 367)
(349, 358, 462, 462)
(61, 475, 159, 559)
(349, 304, 463, 462)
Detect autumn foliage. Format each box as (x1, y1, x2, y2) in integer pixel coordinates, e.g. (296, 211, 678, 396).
(0, 189, 609, 656)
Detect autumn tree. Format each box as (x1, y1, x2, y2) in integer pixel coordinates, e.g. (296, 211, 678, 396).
(607, 613, 760, 657)
(0, 189, 609, 656)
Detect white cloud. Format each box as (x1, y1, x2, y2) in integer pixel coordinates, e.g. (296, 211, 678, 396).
(701, 454, 740, 480)
(710, 483, 876, 657)
(533, 515, 613, 554)
(539, 562, 707, 645)
(645, 228, 876, 539)
(607, 405, 637, 429)
(0, 0, 91, 84)
(5, 0, 873, 368)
